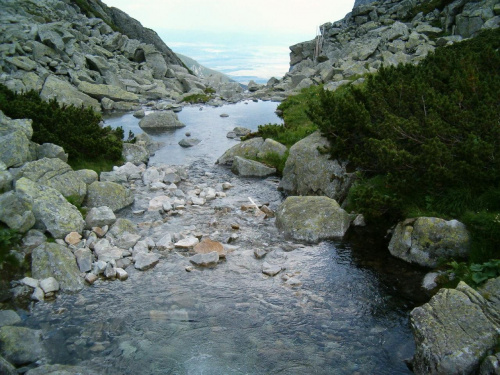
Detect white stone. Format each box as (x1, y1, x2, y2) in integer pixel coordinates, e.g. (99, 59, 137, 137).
(40, 277, 59, 293)
(148, 196, 171, 211)
(189, 251, 219, 267)
(156, 233, 173, 250)
(20, 277, 39, 289)
(174, 236, 199, 248)
(31, 287, 44, 301)
(115, 268, 128, 281)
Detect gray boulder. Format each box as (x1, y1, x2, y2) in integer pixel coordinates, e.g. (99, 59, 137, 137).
(85, 181, 134, 212)
(74, 248, 92, 273)
(279, 131, 355, 204)
(0, 161, 13, 193)
(139, 111, 185, 130)
(32, 242, 84, 292)
(178, 138, 201, 147)
(0, 191, 35, 233)
(37, 143, 68, 162)
(411, 281, 500, 374)
(216, 137, 265, 165)
(134, 252, 160, 270)
(14, 158, 87, 205)
(388, 217, 471, 267)
(0, 130, 32, 168)
(15, 177, 84, 238)
(0, 355, 16, 375)
(74, 169, 98, 185)
(0, 310, 21, 327)
(85, 206, 116, 228)
(233, 127, 251, 137)
(122, 143, 149, 165)
(40, 76, 100, 113)
(275, 196, 351, 243)
(231, 156, 276, 177)
(257, 138, 287, 159)
(0, 326, 45, 366)
(77, 81, 139, 102)
(189, 251, 219, 267)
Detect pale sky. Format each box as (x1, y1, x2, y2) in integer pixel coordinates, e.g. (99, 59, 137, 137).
(101, 1, 356, 82)
(102, 0, 354, 35)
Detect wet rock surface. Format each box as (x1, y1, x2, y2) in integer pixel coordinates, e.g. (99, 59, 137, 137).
(17, 156, 427, 374)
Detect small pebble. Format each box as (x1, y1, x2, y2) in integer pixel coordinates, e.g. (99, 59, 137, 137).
(231, 223, 240, 230)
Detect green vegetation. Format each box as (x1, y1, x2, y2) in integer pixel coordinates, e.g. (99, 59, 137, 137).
(0, 226, 21, 268)
(249, 151, 289, 176)
(181, 88, 216, 104)
(446, 259, 500, 288)
(307, 28, 500, 265)
(0, 85, 124, 170)
(253, 86, 322, 147)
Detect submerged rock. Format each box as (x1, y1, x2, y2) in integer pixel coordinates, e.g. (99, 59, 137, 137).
(178, 138, 201, 147)
(275, 196, 351, 243)
(0, 326, 45, 366)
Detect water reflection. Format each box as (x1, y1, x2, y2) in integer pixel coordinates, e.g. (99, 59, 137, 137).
(104, 100, 283, 166)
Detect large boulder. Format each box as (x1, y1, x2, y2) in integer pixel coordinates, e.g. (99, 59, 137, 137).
(40, 76, 100, 113)
(410, 281, 500, 374)
(231, 156, 276, 177)
(0, 191, 35, 233)
(0, 113, 33, 168)
(31, 242, 84, 292)
(216, 137, 265, 165)
(275, 196, 352, 243)
(122, 143, 149, 165)
(257, 138, 287, 159)
(13, 158, 87, 205)
(139, 111, 185, 130)
(85, 206, 116, 229)
(77, 81, 139, 102)
(0, 326, 45, 366)
(15, 178, 84, 238)
(37, 143, 68, 162)
(279, 131, 355, 204)
(85, 181, 134, 212)
(388, 217, 470, 267)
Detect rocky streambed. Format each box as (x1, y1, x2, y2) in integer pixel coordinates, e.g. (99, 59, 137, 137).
(12, 153, 428, 375)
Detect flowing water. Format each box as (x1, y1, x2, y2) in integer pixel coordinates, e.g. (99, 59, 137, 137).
(23, 101, 427, 374)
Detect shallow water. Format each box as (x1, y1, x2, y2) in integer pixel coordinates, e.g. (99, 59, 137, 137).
(104, 100, 283, 165)
(23, 103, 426, 374)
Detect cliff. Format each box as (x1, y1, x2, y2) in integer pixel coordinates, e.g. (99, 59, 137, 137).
(0, 0, 243, 112)
(249, 0, 499, 100)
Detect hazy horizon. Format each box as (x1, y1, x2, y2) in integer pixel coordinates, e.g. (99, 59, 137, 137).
(102, 0, 355, 84)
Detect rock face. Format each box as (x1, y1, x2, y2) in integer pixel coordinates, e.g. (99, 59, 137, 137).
(279, 132, 354, 204)
(31, 242, 84, 292)
(388, 217, 470, 267)
(231, 156, 276, 177)
(15, 177, 84, 238)
(275, 196, 352, 243)
(139, 111, 185, 130)
(86, 181, 134, 212)
(0, 0, 239, 113)
(411, 281, 500, 375)
(247, 0, 500, 100)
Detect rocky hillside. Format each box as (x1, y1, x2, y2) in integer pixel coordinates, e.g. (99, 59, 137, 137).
(250, 0, 499, 100)
(0, 0, 244, 113)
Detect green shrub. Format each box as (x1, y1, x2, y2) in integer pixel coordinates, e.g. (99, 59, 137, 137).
(309, 28, 500, 220)
(181, 93, 212, 104)
(0, 84, 124, 164)
(0, 226, 21, 268)
(446, 259, 500, 287)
